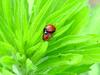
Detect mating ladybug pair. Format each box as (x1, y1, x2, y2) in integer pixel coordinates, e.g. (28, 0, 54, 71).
(43, 24, 56, 41)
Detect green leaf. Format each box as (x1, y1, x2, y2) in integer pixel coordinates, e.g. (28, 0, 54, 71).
(0, 68, 15, 75)
(12, 0, 29, 53)
(26, 59, 37, 75)
(0, 41, 15, 56)
(0, 56, 15, 70)
(47, 34, 99, 53)
(36, 54, 91, 74)
(0, 0, 17, 48)
(28, 0, 88, 46)
(82, 5, 100, 34)
(0, 0, 100, 75)
(47, 34, 100, 63)
(31, 41, 48, 63)
(26, 42, 41, 57)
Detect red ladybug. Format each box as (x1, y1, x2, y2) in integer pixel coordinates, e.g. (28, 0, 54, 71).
(45, 24, 56, 33)
(43, 24, 56, 41)
(43, 32, 52, 41)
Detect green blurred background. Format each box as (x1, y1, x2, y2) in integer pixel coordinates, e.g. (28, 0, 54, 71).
(81, 0, 100, 75)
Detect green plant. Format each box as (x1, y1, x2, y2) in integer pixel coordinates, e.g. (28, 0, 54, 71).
(0, 0, 100, 75)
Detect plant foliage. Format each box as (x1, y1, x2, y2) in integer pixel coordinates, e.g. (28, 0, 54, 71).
(0, 0, 100, 75)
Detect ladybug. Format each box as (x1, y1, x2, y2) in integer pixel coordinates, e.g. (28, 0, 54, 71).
(43, 24, 56, 41)
(44, 24, 56, 33)
(43, 32, 52, 41)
